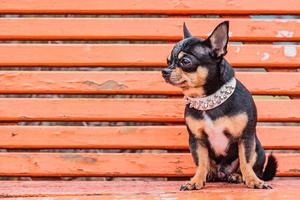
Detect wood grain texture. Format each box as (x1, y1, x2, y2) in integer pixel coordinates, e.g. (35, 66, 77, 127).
(0, 180, 300, 198)
(4, 191, 300, 200)
(0, 153, 297, 177)
(0, 71, 298, 95)
(0, 0, 300, 14)
(0, 126, 299, 150)
(0, 44, 299, 67)
(0, 99, 298, 122)
(1, 18, 299, 41)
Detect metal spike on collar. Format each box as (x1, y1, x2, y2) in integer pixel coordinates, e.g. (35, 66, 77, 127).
(184, 78, 237, 111)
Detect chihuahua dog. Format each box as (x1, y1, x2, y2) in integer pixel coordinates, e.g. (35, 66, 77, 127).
(162, 21, 277, 190)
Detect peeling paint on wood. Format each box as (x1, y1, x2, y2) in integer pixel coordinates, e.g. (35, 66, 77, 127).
(83, 80, 128, 90)
(276, 30, 294, 38)
(284, 46, 297, 57)
(289, 169, 300, 173)
(261, 52, 270, 61)
(61, 155, 97, 163)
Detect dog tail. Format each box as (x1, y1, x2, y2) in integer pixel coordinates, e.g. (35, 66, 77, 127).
(262, 153, 278, 181)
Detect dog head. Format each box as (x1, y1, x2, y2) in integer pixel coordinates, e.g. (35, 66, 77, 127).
(162, 21, 234, 97)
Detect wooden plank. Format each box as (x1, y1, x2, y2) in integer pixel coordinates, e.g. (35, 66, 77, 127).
(0, 180, 300, 198)
(0, 71, 299, 95)
(1, 18, 300, 41)
(4, 191, 300, 200)
(0, 153, 297, 177)
(0, 0, 300, 14)
(0, 44, 298, 67)
(0, 99, 298, 122)
(0, 126, 299, 150)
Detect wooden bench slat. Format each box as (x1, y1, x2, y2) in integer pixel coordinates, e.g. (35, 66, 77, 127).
(1, 0, 300, 14)
(0, 180, 299, 198)
(0, 71, 298, 95)
(23, 191, 300, 200)
(0, 126, 299, 150)
(0, 44, 298, 67)
(0, 0, 299, 195)
(0, 99, 298, 122)
(1, 18, 300, 41)
(4, 191, 300, 200)
(0, 153, 297, 177)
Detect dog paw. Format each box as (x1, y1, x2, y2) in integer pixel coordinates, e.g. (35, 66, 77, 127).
(180, 181, 205, 191)
(245, 179, 272, 189)
(227, 173, 243, 184)
(254, 182, 272, 189)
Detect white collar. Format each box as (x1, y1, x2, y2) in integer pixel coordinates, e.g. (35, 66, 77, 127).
(184, 78, 236, 111)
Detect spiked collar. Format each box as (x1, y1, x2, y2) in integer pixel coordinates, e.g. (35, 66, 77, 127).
(184, 78, 236, 111)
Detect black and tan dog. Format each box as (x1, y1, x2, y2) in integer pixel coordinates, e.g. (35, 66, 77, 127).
(162, 21, 277, 190)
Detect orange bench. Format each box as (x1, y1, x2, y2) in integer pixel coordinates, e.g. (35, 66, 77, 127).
(0, 0, 300, 199)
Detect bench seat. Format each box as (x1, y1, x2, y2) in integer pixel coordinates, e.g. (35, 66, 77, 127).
(1, 180, 300, 199)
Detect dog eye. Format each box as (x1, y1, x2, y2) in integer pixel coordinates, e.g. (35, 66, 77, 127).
(180, 57, 192, 67)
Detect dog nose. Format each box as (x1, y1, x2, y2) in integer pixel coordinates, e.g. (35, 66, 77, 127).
(162, 68, 171, 77)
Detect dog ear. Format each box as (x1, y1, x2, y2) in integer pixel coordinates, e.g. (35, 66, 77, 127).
(207, 21, 229, 58)
(183, 22, 192, 39)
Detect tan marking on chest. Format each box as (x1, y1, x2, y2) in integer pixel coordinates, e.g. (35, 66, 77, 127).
(186, 113, 248, 156)
(214, 113, 248, 138)
(186, 116, 205, 138)
(203, 113, 229, 156)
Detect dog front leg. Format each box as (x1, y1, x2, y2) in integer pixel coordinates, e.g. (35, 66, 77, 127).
(180, 144, 209, 191)
(238, 140, 272, 189)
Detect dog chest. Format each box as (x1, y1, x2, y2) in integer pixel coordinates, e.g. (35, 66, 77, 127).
(203, 113, 229, 156)
(186, 114, 228, 156)
(186, 112, 248, 156)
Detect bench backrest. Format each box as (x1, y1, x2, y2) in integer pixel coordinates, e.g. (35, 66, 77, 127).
(0, 0, 299, 179)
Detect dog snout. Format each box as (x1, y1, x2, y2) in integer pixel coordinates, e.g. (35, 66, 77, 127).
(162, 68, 172, 78)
